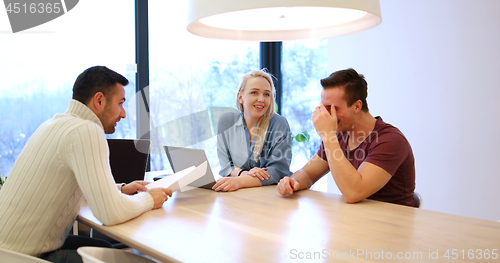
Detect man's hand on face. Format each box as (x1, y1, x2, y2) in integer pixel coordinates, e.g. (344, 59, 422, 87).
(312, 103, 338, 141)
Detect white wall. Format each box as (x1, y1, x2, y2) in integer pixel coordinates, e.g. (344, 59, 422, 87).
(325, 0, 500, 221)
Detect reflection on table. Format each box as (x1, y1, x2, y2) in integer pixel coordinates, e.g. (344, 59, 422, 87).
(78, 186, 500, 262)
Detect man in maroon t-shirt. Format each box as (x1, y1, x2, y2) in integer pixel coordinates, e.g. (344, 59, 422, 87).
(277, 68, 415, 206)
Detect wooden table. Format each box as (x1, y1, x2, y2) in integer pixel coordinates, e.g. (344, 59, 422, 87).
(78, 186, 500, 262)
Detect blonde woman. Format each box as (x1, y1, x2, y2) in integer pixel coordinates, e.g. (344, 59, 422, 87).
(213, 69, 292, 192)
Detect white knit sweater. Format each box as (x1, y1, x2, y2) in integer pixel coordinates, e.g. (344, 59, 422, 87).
(0, 99, 154, 256)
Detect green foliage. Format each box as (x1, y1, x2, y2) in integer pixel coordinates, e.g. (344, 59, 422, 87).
(293, 131, 310, 143)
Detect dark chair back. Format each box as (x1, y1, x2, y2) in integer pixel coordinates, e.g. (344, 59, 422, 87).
(414, 192, 422, 208)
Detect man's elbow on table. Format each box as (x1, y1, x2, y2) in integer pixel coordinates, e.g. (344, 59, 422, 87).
(95, 209, 140, 226)
(344, 196, 363, 204)
(341, 190, 367, 204)
(95, 208, 148, 226)
(100, 217, 126, 226)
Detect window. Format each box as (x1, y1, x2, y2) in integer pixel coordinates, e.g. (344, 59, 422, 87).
(0, 0, 136, 176)
(147, 1, 259, 172)
(282, 39, 328, 191)
(0, 1, 327, 186)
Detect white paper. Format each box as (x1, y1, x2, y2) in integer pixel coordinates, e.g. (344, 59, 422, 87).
(178, 161, 207, 192)
(145, 161, 207, 192)
(145, 166, 195, 191)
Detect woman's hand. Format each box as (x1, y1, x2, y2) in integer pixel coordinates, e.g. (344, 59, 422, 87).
(212, 177, 242, 192)
(247, 167, 270, 181)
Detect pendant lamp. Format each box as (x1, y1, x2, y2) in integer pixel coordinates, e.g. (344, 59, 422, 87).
(187, 0, 382, 41)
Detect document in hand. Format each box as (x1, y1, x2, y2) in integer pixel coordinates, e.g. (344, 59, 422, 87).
(145, 161, 208, 192)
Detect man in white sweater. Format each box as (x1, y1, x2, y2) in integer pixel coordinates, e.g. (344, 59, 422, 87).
(0, 66, 172, 262)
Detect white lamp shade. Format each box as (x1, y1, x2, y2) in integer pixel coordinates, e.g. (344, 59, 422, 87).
(187, 0, 382, 41)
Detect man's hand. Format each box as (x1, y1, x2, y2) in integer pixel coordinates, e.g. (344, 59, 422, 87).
(276, 177, 300, 196)
(312, 103, 338, 141)
(147, 188, 172, 209)
(247, 167, 270, 181)
(121, 180, 149, 195)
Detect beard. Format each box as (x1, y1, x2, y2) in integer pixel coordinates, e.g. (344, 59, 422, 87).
(100, 104, 117, 134)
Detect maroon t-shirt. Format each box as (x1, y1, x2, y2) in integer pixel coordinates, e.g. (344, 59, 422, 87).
(317, 117, 415, 206)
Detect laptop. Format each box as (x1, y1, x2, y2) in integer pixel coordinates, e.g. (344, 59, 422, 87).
(107, 139, 150, 184)
(163, 146, 216, 189)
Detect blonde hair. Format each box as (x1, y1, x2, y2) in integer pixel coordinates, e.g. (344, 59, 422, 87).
(236, 69, 276, 161)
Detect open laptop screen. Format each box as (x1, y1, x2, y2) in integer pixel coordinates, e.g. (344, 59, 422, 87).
(163, 146, 216, 189)
(107, 139, 150, 184)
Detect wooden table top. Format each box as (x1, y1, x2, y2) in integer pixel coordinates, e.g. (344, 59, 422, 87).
(78, 186, 500, 262)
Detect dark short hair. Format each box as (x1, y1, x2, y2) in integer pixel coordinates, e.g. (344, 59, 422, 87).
(320, 68, 369, 112)
(72, 66, 129, 104)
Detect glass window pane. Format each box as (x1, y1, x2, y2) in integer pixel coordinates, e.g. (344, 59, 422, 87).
(148, 1, 259, 172)
(282, 39, 328, 191)
(0, 0, 136, 176)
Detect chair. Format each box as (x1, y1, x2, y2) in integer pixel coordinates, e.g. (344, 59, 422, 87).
(77, 246, 156, 263)
(72, 221, 128, 249)
(414, 192, 422, 208)
(0, 247, 51, 263)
